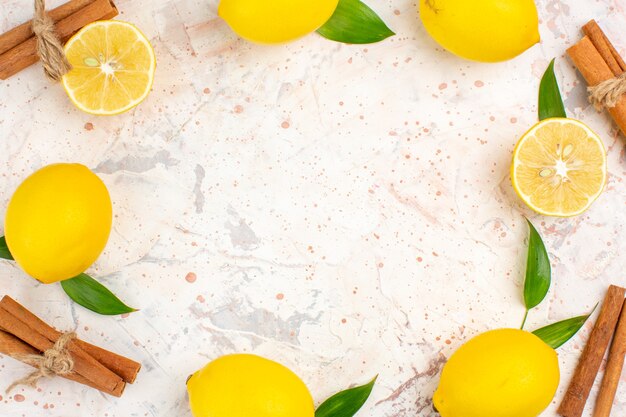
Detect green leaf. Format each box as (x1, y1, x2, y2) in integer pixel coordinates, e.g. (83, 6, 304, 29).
(533, 306, 596, 349)
(315, 376, 377, 417)
(61, 273, 136, 316)
(523, 219, 551, 311)
(0, 236, 14, 260)
(317, 0, 394, 44)
(538, 58, 567, 120)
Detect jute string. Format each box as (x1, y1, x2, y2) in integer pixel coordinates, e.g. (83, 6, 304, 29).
(588, 72, 626, 110)
(32, 0, 72, 81)
(6, 332, 76, 393)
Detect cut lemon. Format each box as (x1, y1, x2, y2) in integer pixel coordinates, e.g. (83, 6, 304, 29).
(511, 118, 607, 217)
(62, 21, 156, 115)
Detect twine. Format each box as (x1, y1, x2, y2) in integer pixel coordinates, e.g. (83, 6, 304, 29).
(6, 332, 76, 393)
(32, 0, 72, 81)
(588, 72, 626, 110)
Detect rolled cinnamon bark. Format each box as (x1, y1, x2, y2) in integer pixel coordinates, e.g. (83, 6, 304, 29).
(0, 296, 140, 383)
(582, 20, 624, 75)
(0, 329, 124, 397)
(558, 285, 626, 417)
(0, 305, 125, 395)
(0, 0, 118, 80)
(592, 301, 626, 417)
(568, 36, 626, 136)
(0, 0, 95, 56)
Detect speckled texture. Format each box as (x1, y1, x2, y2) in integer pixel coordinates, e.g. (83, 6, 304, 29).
(1, 0, 625, 416)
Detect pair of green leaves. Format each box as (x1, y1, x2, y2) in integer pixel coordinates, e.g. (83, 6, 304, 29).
(317, 0, 394, 44)
(0, 236, 135, 316)
(523, 62, 593, 349)
(316, 377, 376, 417)
(521, 220, 593, 349)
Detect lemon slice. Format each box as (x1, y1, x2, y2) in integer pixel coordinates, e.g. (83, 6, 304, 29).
(62, 21, 156, 115)
(511, 118, 607, 217)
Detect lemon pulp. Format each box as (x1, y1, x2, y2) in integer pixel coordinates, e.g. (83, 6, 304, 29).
(511, 118, 607, 217)
(62, 20, 156, 115)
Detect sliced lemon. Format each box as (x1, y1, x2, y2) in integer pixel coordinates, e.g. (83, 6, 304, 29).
(62, 21, 156, 115)
(511, 118, 607, 217)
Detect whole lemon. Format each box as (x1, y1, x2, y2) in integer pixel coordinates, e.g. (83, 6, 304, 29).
(187, 354, 315, 417)
(218, 0, 339, 44)
(420, 0, 540, 62)
(4, 163, 112, 284)
(433, 329, 559, 417)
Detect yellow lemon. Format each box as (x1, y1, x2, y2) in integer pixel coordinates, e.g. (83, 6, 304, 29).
(62, 21, 156, 115)
(420, 0, 540, 62)
(4, 164, 112, 284)
(433, 329, 559, 417)
(218, 0, 339, 43)
(187, 354, 315, 417)
(511, 118, 607, 217)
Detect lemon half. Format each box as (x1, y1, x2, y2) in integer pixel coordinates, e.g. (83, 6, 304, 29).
(512, 118, 607, 217)
(62, 21, 156, 115)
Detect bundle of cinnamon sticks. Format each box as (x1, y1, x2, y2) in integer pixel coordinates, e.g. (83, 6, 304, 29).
(567, 20, 626, 136)
(559, 285, 626, 417)
(0, 0, 118, 80)
(0, 295, 140, 397)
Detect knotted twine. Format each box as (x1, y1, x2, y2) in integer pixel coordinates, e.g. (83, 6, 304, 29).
(588, 72, 626, 110)
(32, 0, 72, 81)
(6, 332, 76, 393)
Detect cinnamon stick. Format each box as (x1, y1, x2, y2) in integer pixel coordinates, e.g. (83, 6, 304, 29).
(593, 301, 626, 417)
(0, 329, 124, 397)
(0, 0, 118, 80)
(0, 304, 125, 395)
(0, 0, 94, 56)
(583, 20, 624, 76)
(568, 36, 626, 135)
(558, 285, 626, 417)
(0, 296, 140, 383)
(583, 19, 626, 75)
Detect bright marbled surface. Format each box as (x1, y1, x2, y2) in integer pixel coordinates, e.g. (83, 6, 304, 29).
(1, 0, 626, 415)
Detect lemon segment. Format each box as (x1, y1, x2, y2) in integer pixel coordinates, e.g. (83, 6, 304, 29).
(420, 0, 540, 62)
(4, 164, 112, 283)
(218, 0, 339, 44)
(511, 118, 607, 217)
(434, 329, 559, 417)
(187, 354, 315, 417)
(62, 20, 156, 115)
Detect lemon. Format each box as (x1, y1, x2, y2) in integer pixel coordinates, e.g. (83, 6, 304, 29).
(434, 329, 559, 417)
(511, 118, 607, 217)
(62, 21, 156, 115)
(4, 164, 112, 284)
(187, 354, 315, 417)
(218, 0, 339, 43)
(420, 0, 540, 62)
